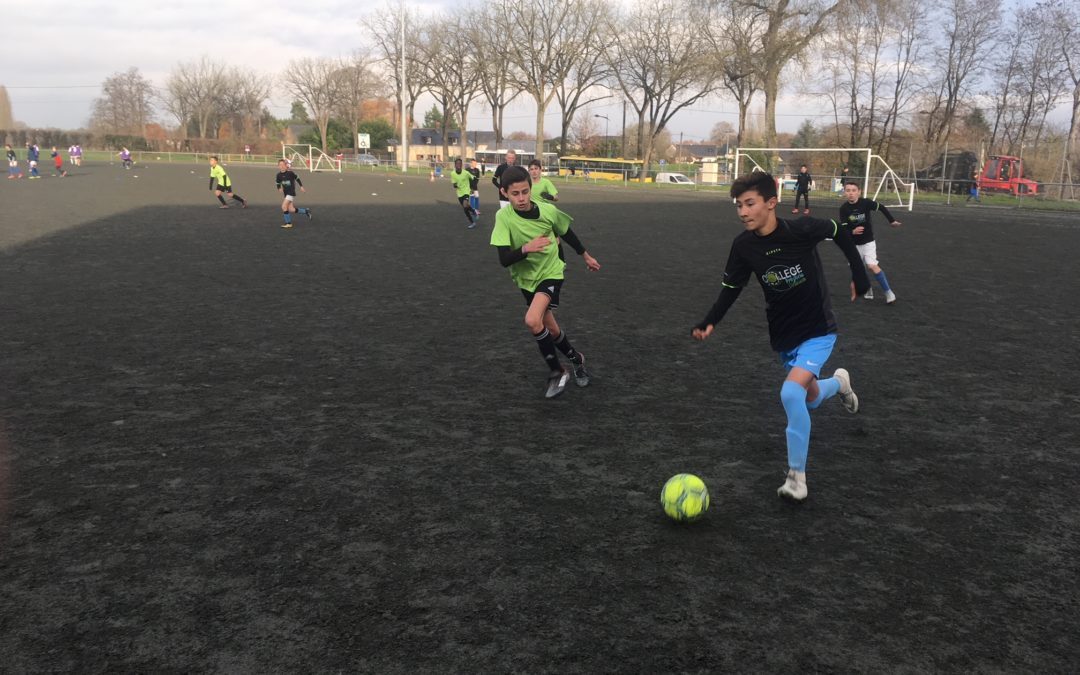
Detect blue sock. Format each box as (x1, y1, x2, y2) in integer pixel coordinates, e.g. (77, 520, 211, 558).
(781, 380, 811, 472)
(297, 207, 308, 215)
(874, 270, 891, 292)
(283, 212, 292, 224)
(807, 376, 840, 411)
(471, 196, 479, 210)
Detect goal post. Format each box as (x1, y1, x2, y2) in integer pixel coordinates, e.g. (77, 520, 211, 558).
(733, 147, 913, 211)
(281, 144, 342, 173)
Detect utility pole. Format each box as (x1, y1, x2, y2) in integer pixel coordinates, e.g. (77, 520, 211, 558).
(620, 100, 627, 159)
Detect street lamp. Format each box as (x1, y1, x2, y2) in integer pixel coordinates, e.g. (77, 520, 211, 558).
(594, 114, 610, 158)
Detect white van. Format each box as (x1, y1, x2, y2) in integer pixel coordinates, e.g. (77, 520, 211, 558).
(655, 172, 694, 185)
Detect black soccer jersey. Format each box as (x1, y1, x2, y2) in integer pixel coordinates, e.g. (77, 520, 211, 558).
(699, 217, 868, 352)
(839, 197, 896, 246)
(795, 171, 812, 193)
(467, 166, 480, 190)
(275, 170, 303, 197)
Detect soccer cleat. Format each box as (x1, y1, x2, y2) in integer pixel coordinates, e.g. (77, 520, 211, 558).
(305, 209, 313, 220)
(885, 290, 897, 304)
(791, 208, 799, 214)
(864, 289, 874, 300)
(544, 368, 570, 398)
(833, 368, 858, 414)
(281, 223, 293, 229)
(570, 353, 590, 387)
(777, 469, 808, 502)
(219, 205, 230, 209)
(803, 209, 811, 215)
(241, 201, 248, 208)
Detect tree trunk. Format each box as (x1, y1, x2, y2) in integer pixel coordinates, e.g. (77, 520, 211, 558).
(535, 97, 546, 160)
(763, 68, 780, 152)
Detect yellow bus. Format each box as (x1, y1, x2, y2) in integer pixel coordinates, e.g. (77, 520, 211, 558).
(558, 156, 647, 182)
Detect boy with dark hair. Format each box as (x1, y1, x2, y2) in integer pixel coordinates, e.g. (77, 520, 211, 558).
(840, 180, 902, 304)
(26, 142, 41, 179)
(450, 158, 479, 228)
(527, 159, 559, 204)
(792, 164, 812, 214)
(275, 158, 312, 228)
(208, 156, 247, 209)
(467, 158, 482, 215)
(491, 165, 600, 398)
(693, 172, 870, 502)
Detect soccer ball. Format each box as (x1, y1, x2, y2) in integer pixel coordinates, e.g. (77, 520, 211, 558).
(660, 473, 710, 522)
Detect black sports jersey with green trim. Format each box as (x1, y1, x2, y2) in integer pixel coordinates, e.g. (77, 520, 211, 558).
(839, 197, 896, 245)
(700, 217, 868, 352)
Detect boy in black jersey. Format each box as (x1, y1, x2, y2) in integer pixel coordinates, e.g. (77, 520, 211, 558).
(275, 159, 312, 229)
(693, 173, 870, 502)
(839, 180, 902, 303)
(468, 158, 481, 215)
(491, 166, 600, 398)
(792, 164, 812, 214)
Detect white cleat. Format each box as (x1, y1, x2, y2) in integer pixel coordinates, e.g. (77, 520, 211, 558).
(777, 469, 808, 502)
(833, 368, 859, 413)
(864, 289, 874, 300)
(544, 368, 570, 398)
(885, 290, 897, 304)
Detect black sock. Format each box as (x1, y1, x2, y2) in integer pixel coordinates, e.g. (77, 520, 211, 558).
(217, 195, 227, 205)
(553, 332, 578, 361)
(534, 328, 562, 372)
(233, 194, 245, 204)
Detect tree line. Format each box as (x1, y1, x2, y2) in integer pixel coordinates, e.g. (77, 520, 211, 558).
(83, 0, 1080, 177)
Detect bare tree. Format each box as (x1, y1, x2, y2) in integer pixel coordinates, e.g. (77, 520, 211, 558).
(335, 52, 386, 151)
(1052, 0, 1080, 169)
(90, 67, 157, 136)
(873, 0, 929, 158)
(920, 0, 1002, 147)
(0, 86, 13, 130)
(505, 0, 589, 155)
(165, 57, 227, 139)
(607, 0, 719, 171)
(735, 0, 845, 149)
(220, 67, 270, 141)
(553, 0, 613, 157)
(283, 57, 340, 151)
(570, 111, 603, 155)
(419, 18, 482, 160)
(701, 0, 763, 147)
(365, 3, 429, 152)
(468, 4, 520, 147)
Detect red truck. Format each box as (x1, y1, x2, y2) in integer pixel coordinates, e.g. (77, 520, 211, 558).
(978, 155, 1039, 196)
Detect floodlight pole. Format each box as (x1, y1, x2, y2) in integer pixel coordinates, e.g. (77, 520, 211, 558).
(595, 114, 610, 157)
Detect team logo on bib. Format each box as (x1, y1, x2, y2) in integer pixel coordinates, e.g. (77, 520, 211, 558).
(761, 264, 805, 291)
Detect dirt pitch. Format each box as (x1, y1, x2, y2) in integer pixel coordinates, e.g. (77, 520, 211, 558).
(1, 161, 1077, 671)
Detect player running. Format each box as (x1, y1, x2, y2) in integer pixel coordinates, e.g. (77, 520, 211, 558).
(693, 172, 870, 503)
(50, 147, 67, 177)
(208, 156, 247, 209)
(449, 158, 479, 228)
(275, 159, 312, 228)
(839, 180, 902, 304)
(467, 158, 482, 215)
(118, 147, 133, 170)
(491, 166, 600, 398)
(527, 159, 559, 204)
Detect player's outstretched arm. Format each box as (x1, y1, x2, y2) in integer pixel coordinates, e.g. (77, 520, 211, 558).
(691, 324, 714, 341)
(560, 228, 599, 271)
(693, 284, 742, 340)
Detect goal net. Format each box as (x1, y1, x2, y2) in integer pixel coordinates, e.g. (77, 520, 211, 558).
(733, 147, 913, 211)
(281, 144, 342, 173)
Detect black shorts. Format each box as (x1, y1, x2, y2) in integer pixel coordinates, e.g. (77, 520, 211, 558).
(521, 278, 563, 308)
(457, 195, 470, 206)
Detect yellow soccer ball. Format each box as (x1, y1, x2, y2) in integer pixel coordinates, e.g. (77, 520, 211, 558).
(660, 473, 710, 522)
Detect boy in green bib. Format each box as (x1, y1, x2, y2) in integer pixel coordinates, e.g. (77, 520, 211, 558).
(490, 166, 600, 398)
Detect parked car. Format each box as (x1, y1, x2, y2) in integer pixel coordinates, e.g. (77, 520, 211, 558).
(356, 153, 380, 166)
(655, 172, 694, 185)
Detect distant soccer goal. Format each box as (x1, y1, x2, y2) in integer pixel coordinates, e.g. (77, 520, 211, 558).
(734, 147, 913, 211)
(281, 144, 342, 173)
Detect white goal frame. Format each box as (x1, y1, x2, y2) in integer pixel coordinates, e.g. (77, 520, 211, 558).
(734, 147, 913, 211)
(281, 144, 342, 173)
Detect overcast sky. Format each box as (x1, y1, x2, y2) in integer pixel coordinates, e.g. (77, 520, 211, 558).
(6, 0, 1069, 144)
